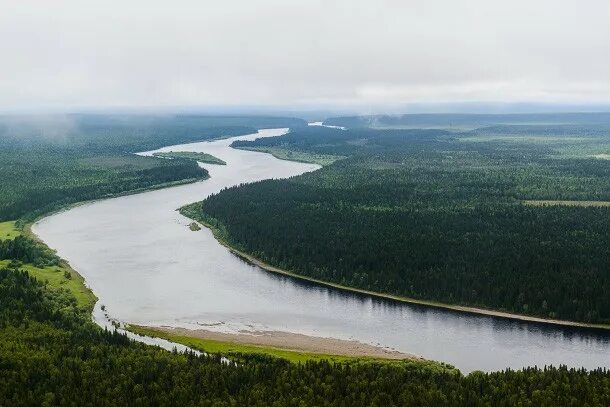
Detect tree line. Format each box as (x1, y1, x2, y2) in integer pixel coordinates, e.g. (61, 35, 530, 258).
(1, 260, 609, 406)
(198, 125, 610, 323)
(0, 114, 304, 221)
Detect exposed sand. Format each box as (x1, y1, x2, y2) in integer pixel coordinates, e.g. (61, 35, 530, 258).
(150, 326, 416, 360)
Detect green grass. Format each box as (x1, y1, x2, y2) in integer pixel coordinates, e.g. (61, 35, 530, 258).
(235, 146, 342, 166)
(1, 220, 96, 312)
(128, 325, 415, 365)
(0, 221, 20, 239)
(153, 151, 227, 165)
(0, 259, 96, 312)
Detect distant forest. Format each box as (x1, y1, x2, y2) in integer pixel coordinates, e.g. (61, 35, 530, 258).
(323, 112, 610, 130)
(196, 124, 610, 323)
(0, 115, 305, 221)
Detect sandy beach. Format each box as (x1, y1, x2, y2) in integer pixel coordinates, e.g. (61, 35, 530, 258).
(147, 326, 416, 360)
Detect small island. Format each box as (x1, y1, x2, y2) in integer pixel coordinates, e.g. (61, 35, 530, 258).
(189, 222, 201, 231)
(153, 151, 226, 165)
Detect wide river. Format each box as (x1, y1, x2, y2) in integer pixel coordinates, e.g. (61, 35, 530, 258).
(33, 127, 609, 373)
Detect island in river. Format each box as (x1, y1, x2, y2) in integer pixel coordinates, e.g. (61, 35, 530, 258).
(153, 151, 227, 165)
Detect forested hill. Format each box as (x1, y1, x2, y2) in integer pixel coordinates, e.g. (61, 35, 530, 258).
(195, 124, 610, 323)
(0, 114, 304, 221)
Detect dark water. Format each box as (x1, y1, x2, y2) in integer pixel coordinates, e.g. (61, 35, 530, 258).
(33, 128, 610, 373)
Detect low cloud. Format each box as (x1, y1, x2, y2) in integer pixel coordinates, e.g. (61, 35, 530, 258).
(1, 0, 609, 111)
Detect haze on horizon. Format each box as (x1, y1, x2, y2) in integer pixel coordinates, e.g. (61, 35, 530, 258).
(2, 0, 610, 113)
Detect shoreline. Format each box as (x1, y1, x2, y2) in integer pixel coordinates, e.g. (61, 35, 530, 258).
(23, 176, 210, 316)
(183, 213, 610, 332)
(25, 175, 208, 228)
(22, 125, 257, 227)
(130, 325, 417, 362)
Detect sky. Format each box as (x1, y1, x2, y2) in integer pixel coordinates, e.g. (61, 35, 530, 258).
(1, 0, 610, 113)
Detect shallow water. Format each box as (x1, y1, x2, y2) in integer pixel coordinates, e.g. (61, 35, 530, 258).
(33, 127, 610, 373)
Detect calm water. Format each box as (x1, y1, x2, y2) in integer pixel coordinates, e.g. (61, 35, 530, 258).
(33, 128, 610, 373)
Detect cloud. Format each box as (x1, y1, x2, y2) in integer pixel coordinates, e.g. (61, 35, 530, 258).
(1, 0, 609, 111)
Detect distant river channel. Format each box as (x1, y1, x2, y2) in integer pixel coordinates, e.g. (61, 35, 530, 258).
(33, 127, 610, 373)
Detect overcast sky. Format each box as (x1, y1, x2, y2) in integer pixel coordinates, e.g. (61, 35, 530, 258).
(1, 0, 610, 112)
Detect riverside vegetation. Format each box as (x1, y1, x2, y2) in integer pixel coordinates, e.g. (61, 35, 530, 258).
(198, 121, 610, 324)
(0, 114, 304, 221)
(1, 114, 610, 405)
(1, 222, 610, 405)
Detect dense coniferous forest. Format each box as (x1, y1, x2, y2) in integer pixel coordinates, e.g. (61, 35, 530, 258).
(0, 236, 60, 267)
(0, 114, 305, 221)
(197, 124, 610, 323)
(1, 247, 609, 406)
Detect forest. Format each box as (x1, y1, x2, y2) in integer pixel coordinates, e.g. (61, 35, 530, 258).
(194, 124, 610, 323)
(1, 233, 609, 406)
(323, 112, 610, 130)
(0, 114, 304, 221)
(0, 114, 609, 404)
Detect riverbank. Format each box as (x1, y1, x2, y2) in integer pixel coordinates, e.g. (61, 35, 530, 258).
(20, 176, 216, 317)
(25, 175, 208, 227)
(181, 209, 610, 332)
(129, 325, 418, 363)
(0, 222, 97, 313)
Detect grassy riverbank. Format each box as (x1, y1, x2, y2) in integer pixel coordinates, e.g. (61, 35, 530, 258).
(0, 259, 96, 312)
(15, 174, 208, 315)
(128, 325, 419, 364)
(0, 220, 97, 312)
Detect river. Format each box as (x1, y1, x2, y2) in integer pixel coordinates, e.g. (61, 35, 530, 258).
(33, 127, 610, 373)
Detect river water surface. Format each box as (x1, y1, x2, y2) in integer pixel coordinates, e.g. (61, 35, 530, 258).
(33, 127, 610, 373)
